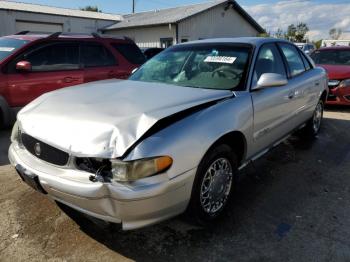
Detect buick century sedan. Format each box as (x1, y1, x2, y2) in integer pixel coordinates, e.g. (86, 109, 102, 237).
(9, 38, 328, 230)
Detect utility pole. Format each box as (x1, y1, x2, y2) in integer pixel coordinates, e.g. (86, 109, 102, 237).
(132, 0, 135, 13)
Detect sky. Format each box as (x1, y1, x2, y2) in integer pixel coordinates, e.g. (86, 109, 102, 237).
(8, 0, 350, 40)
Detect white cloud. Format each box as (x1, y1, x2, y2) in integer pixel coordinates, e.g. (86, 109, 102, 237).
(243, 0, 350, 40)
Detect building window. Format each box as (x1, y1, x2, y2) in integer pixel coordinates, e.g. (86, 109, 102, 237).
(181, 38, 188, 43)
(160, 38, 173, 48)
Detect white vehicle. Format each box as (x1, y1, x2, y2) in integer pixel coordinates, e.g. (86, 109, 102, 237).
(295, 43, 316, 54)
(321, 39, 350, 47)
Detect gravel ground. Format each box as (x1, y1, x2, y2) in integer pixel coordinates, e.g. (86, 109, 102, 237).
(0, 107, 349, 262)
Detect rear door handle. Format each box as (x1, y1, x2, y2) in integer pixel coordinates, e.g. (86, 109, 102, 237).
(288, 91, 295, 99)
(315, 82, 320, 86)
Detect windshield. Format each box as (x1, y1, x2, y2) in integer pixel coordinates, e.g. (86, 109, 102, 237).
(129, 44, 251, 90)
(310, 49, 350, 65)
(0, 37, 29, 61)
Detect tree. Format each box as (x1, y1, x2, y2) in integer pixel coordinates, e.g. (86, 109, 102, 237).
(285, 23, 309, 42)
(295, 22, 309, 42)
(80, 5, 101, 12)
(329, 28, 342, 40)
(274, 28, 284, 39)
(313, 39, 322, 49)
(285, 24, 296, 41)
(258, 30, 271, 38)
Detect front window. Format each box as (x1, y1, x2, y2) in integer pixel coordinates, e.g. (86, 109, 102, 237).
(0, 37, 29, 61)
(310, 49, 350, 65)
(129, 44, 252, 90)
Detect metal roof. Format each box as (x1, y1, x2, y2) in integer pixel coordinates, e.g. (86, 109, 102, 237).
(0, 1, 122, 21)
(176, 37, 291, 47)
(103, 0, 264, 33)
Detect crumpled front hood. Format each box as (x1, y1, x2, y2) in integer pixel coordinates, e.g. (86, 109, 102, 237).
(18, 79, 232, 158)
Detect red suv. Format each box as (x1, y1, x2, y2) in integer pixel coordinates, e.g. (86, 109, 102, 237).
(310, 46, 350, 105)
(0, 32, 145, 127)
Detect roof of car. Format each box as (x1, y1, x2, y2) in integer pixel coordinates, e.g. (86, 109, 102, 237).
(3, 33, 133, 42)
(176, 37, 291, 47)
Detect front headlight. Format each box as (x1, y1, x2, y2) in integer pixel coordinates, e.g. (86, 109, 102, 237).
(10, 121, 19, 143)
(339, 79, 350, 88)
(111, 156, 173, 182)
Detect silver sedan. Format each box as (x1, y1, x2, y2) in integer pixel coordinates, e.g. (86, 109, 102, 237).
(9, 38, 328, 230)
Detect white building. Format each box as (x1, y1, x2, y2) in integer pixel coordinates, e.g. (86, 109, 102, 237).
(102, 0, 264, 48)
(0, 0, 263, 48)
(0, 1, 122, 36)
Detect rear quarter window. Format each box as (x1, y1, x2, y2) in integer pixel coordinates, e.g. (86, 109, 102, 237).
(111, 43, 146, 65)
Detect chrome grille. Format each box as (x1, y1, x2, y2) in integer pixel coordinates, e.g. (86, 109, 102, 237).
(21, 133, 69, 166)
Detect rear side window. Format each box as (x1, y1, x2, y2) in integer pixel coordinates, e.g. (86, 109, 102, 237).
(111, 43, 146, 64)
(278, 43, 306, 77)
(82, 43, 116, 68)
(25, 42, 79, 71)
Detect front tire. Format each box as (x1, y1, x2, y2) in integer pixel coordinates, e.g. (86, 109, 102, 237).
(301, 99, 324, 137)
(187, 144, 237, 225)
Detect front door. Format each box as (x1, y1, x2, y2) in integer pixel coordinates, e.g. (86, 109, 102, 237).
(250, 43, 298, 154)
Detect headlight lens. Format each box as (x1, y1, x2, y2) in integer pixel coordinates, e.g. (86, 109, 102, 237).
(111, 156, 173, 182)
(10, 121, 19, 143)
(339, 79, 350, 88)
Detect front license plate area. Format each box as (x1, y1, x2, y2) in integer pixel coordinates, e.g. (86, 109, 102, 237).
(15, 165, 47, 194)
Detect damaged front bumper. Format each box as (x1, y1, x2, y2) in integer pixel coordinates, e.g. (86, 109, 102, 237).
(8, 142, 196, 230)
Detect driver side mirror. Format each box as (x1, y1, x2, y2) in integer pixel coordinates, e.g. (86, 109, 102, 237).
(253, 73, 288, 90)
(16, 61, 32, 72)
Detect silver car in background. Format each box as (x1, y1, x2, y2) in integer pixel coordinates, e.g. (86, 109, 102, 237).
(9, 38, 328, 230)
(295, 42, 316, 55)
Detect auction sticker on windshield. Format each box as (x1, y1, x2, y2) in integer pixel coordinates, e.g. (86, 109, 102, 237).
(204, 56, 237, 64)
(0, 47, 15, 52)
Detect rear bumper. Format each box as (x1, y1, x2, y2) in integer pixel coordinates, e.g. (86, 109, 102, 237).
(8, 142, 196, 230)
(326, 87, 350, 105)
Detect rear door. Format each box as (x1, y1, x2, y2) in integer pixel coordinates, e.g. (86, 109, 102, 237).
(277, 43, 317, 124)
(251, 43, 299, 153)
(81, 42, 124, 82)
(5, 41, 83, 107)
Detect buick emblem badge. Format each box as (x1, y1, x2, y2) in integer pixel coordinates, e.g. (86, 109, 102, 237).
(34, 142, 41, 156)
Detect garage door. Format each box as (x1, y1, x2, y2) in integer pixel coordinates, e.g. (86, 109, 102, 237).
(15, 21, 63, 33)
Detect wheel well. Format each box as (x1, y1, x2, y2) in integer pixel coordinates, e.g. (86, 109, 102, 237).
(320, 90, 327, 104)
(211, 131, 246, 166)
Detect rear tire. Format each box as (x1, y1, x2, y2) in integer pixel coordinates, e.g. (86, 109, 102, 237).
(300, 100, 324, 137)
(187, 144, 237, 225)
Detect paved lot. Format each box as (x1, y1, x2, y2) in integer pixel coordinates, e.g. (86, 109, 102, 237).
(0, 107, 350, 262)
